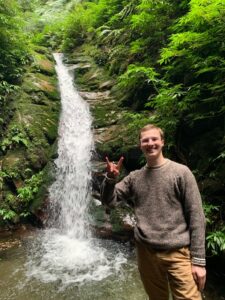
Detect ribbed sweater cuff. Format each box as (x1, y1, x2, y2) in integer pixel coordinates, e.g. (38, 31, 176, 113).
(191, 257, 206, 266)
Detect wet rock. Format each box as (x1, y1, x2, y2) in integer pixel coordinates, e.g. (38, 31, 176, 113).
(64, 55, 92, 65)
(0, 239, 21, 251)
(122, 214, 136, 231)
(32, 54, 55, 76)
(79, 90, 111, 104)
(93, 125, 120, 143)
(2, 150, 29, 180)
(99, 80, 114, 90)
(38, 59, 55, 75)
(73, 64, 92, 76)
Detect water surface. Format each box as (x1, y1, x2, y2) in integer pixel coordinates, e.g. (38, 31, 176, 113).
(0, 235, 146, 300)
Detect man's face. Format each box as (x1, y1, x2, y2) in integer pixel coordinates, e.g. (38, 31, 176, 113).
(140, 129, 164, 160)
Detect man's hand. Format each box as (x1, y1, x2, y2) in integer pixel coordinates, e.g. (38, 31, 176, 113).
(106, 156, 124, 178)
(192, 265, 206, 291)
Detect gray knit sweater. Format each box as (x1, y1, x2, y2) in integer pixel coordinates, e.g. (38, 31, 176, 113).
(101, 159, 206, 266)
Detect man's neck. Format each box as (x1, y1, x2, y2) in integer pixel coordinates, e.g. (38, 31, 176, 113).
(147, 155, 166, 167)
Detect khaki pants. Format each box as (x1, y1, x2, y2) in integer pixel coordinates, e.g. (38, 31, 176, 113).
(136, 242, 202, 300)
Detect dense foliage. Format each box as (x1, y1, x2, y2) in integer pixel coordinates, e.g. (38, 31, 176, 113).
(0, 0, 30, 138)
(0, 1, 29, 85)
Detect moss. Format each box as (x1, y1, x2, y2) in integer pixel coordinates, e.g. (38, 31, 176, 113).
(88, 201, 106, 228)
(27, 147, 48, 170)
(109, 205, 134, 234)
(96, 137, 124, 160)
(2, 150, 29, 180)
(30, 49, 56, 73)
(22, 72, 59, 100)
(36, 58, 55, 76)
(65, 44, 114, 93)
(30, 162, 56, 212)
(4, 191, 19, 214)
(32, 45, 52, 57)
(0, 47, 60, 227)
(91, 105, 118, 128)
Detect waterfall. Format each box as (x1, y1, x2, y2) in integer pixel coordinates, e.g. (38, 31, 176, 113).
(49, 53, 93, 239)
(26, 53, 126, 287)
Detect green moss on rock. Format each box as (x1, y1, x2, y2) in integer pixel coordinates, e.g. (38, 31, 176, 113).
(0, 47, 60, 226)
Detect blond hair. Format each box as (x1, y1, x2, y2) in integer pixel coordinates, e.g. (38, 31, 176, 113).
(139, 124, 164, 140)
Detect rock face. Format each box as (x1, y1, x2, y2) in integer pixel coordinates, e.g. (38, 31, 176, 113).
(0, 48, 60, 227)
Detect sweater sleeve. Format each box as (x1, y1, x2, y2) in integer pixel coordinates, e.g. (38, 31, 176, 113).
(100, 173, 133, 208)
(180, 167, 206, 266)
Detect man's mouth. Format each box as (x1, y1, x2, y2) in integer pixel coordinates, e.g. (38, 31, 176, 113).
(146, 148, 156, 153)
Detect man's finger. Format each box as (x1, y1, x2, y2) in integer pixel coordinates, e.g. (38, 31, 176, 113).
(198, 274, 206, 291)
(117, 156, 124, 169)
(105, 156, 110, 165)
(192, 272, 197, 283)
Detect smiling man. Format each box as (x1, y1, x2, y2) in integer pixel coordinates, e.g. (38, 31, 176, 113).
(101, 124, 206, 300)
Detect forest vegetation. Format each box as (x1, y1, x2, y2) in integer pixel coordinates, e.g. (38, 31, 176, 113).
(0, 0, 225, 257)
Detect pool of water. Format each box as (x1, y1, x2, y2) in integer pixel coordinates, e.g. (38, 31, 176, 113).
(0, 233, 224, 300)
(0, 233, 146, 300)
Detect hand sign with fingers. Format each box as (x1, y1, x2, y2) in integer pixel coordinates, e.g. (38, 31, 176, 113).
(105, 156, 124, 178)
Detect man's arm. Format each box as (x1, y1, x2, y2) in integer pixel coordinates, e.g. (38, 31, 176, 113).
(181, 167, 206, 290)
(181, 167, 206, 262)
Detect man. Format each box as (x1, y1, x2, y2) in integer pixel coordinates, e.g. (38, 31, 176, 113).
(101, 124, 206, 300)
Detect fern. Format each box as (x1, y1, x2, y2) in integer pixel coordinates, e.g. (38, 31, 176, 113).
(206, 230, 225, 255)
(118, 64, 159, 88)
(0, 208, 17, 221)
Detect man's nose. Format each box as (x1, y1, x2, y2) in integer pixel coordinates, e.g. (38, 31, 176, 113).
(147, 139, 153, 145)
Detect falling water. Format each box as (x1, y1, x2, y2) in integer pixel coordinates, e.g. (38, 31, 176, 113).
(49, 52, 93, 239)
(26, 53, 126, 287)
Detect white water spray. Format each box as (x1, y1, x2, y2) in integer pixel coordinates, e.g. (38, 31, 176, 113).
(49, 53, 93, 239)
(26, 53, 126, 286)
